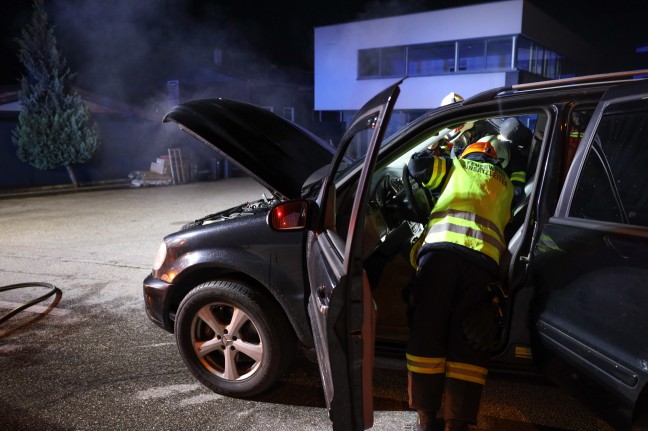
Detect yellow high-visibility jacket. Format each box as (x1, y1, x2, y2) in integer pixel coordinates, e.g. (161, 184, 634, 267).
(410, 153, 514, 267)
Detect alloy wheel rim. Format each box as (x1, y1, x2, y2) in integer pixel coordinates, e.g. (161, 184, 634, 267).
(190, 302, 263, 381)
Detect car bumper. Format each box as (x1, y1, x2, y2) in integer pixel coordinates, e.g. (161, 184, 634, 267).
(143, 274, 173, 332)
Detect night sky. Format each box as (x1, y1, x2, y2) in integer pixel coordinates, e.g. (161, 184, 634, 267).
(1, 0, 646, 106)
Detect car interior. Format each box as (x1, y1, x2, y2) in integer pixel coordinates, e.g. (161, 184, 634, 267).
(330, 111, 552, 348)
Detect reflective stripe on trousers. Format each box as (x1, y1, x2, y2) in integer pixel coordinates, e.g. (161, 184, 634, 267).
(407, 354, 487, 385)
(446, 361, 488, 385)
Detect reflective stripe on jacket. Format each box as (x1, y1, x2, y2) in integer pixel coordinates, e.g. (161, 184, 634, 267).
(420, 157, 513, 265)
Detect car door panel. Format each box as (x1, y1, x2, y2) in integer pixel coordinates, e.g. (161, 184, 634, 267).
(533, 221, 648, 429)
(307, 230, 344, 413)
(532, 80, 648, 430)
(306, 81, 400, 430)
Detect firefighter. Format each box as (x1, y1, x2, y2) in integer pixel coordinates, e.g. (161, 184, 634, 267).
(496, 117, 531, 206)
(406, 138, 515, 431)
(564, 110, 589, 178)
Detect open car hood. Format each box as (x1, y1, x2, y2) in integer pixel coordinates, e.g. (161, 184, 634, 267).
(164, 99, 336, 199)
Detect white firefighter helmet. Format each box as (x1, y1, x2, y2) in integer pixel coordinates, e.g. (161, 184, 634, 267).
(440, 92, 464, 106)
(491, 138, 511, 168)
(448, 121, 474, 144)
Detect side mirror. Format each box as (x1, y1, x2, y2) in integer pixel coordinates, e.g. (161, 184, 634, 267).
(268, 200, 308, 231)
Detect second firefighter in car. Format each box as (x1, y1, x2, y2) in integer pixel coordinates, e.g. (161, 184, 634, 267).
(406, 135, 514, 431)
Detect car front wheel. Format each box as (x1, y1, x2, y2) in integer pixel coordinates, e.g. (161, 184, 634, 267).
(174, 279, 293, 397)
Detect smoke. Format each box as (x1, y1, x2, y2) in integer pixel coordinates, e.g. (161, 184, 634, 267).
(24, 0, 277, 179)
(49, 0, 271, 109)
(45, 0, 436, 111)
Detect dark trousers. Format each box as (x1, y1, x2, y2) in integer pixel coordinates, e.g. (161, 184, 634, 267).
(406, 249, 496, 424)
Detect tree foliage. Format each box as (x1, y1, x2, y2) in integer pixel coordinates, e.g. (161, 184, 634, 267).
(12, 0, 99, 185)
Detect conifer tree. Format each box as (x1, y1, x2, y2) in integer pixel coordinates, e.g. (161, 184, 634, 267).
(13, 0, 99, 187)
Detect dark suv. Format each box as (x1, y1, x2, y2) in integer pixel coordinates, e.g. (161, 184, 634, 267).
(143, 71, 648, 431)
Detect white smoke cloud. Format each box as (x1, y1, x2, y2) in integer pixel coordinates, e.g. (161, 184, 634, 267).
(49, 0, 268, 108)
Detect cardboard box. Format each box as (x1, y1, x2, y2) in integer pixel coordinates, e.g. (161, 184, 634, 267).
(150, 161, 169, 175)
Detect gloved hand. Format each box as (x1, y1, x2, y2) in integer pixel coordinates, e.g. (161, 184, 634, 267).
(462, 304, 501, 352)
(407, 149, 438, 184)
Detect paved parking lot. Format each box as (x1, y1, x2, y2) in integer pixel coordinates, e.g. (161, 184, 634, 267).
(0, 178, 414, 431)
(0, 178, 645, 431)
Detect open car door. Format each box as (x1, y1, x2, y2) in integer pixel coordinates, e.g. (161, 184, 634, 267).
(306, 81, 401, 430)
(532, 79, 648, 431)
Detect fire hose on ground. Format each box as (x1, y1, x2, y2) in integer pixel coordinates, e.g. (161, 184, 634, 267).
(0, 282, 61, 325)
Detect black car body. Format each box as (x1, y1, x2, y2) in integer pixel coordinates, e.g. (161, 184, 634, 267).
(144, 71, 648, 430)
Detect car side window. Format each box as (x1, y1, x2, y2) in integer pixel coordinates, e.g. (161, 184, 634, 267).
(562, 108, 594, 181)
(569, 99, 648, 226)
(569, 147, 623, 223)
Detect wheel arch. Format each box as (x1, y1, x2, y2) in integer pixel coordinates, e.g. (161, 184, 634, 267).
(168, 266, 313, 348)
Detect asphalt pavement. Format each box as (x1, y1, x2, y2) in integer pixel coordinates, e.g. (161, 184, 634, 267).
(0, 178, 646, 431)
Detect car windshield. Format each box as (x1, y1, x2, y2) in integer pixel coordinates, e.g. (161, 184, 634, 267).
(332, 124, 406, 183)
(335, 112, 543, 195)
(333, 120, 477, 184)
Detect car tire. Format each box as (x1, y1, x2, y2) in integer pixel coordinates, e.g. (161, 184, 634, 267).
(174, 279, 294, 397)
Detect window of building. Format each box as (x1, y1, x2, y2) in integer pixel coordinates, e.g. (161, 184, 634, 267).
(407, 42, 455, 75)
(516, 37, 532, 73)
(357, 35, 577, 80)
(282, 107, 295, 122)
(486, 37, 513, 70)
(532, 45, 545, 76)
(358, 47, 406, 78)
(516, 36, 578, 79)
(380, 46, 406, 77)
(358, 49, 380, 78)
(318, 110, 343, 122)
(544, 51, 558, 79)
(458, 39, 485, 72)
(569, 99, 648, 226)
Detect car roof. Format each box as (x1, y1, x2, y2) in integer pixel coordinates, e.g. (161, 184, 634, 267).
(462, 70, 648, 106)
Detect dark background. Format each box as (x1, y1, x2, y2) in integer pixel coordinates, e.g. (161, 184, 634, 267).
(1, 0, 646, 106)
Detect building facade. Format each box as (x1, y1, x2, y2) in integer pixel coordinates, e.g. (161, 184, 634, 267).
(314, 0, 599, 130)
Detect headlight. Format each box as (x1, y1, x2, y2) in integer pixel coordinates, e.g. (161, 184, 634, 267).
(152, 241, 167, 271)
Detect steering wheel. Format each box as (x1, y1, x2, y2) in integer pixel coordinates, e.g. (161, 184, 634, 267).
(402, 164, 432, 224)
